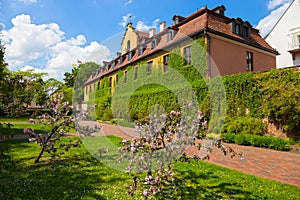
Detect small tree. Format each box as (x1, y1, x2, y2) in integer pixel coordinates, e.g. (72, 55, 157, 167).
(24, 94, 77, 163)
(116, 103, 242, 197)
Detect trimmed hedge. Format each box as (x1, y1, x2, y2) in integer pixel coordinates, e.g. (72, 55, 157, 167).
(221, 133, 291, 151)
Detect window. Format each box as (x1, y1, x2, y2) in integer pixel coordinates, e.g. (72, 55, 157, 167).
(124, 71, 128, 83)
(242, 26, 249, 38)
(109, 77, 112, 88)
(85, 86, 88, 95)
(246, 51, 253, 71)
(147, 61, 153, 75)
(235, 23, 240, 35)
(134, 67, 138, 79)
(128, 51, 132, 61)
(138, 45, 143, 56)
(151, 39, 156, 50)
(184, 46, 192, 65)
(163, 54, 169, 72)
(298, 35, 300, 46)
(116, 74, 118, 84)
(127, 40, 130, 52)
(167, 30, 174, 42)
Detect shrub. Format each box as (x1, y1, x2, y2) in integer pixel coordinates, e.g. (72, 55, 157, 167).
(221, 133, 291, 151)
(223, 117, 266, 135)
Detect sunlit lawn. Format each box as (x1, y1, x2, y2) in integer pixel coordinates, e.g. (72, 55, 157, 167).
(0, 136, 299, 200)
(0, 118, 77, 136)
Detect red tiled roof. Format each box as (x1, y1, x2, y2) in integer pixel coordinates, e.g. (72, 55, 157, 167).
(84, 5, 278, 86)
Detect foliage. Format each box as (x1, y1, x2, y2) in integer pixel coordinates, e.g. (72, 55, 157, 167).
(258, 68, 300, 134)
(1, 70, 48, 117)
(223, 117, 267, 136)
(117, 104, 241, 197)
(221, 133, 291, 151)
(24, 94, 78, 163)
(0, 122, 13, 140)
(72, 62, 101, 103)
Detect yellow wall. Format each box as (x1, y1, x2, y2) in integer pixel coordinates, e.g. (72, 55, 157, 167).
(84, 42, 196, 103)
(121, 24, 138, 54)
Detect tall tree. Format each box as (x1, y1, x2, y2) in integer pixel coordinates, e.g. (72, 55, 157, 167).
(0, 36, 9, 115)
(64, 62, 100, 103)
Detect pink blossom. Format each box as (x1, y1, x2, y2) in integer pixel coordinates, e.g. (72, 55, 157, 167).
(29, 119, 35, 123)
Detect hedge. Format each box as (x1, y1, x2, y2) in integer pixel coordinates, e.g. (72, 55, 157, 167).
(221, 133, 291, 151)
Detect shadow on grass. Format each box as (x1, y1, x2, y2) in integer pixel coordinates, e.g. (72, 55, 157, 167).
(0, 139, 129, 200)
(155, 161, 262, 200)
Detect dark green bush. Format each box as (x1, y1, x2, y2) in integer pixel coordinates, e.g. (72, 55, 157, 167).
(221, 133, 290, 151)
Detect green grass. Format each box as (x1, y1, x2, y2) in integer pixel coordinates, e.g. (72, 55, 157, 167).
(0, 137, 299, 200)
(0, 121, 77, 136)
(0, 117, 30, 123)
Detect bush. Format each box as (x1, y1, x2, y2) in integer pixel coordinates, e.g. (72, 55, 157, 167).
(223, 117, 266, 135)
(221, 133, 291, 151)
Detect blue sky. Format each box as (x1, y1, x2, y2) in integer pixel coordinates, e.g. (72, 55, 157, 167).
(0, 0, 293, 80)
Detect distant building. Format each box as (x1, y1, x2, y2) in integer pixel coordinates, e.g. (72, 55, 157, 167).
(265, 0, 300, 68)
(83, 5, 278, 103)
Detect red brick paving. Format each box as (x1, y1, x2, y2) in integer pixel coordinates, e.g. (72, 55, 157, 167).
(98, 123, 300, 188)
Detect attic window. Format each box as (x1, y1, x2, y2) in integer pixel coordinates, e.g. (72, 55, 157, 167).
(151, 39, 157, 50)
(232, 19, 251, 38)
(167, 30, 174, 42)
(138, 45, 144, 56)
(128, 51, 132, 61)
(234, 23, 240, 35)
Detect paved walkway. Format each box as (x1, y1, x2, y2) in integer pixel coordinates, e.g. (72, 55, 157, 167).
(97, 123, 300, 187)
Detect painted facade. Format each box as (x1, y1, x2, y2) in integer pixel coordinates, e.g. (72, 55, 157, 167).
(83, 5, 278, 103)
(265, 0, 300, 68)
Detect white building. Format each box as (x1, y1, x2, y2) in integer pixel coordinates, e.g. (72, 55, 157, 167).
(266, 0, 300, 68)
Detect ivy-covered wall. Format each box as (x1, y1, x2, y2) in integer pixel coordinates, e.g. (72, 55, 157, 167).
(90, 36, 300, 137)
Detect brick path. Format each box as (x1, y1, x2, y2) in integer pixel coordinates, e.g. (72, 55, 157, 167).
(97, 123, 300, 187)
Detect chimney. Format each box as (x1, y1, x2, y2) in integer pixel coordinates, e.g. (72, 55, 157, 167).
(160, 21, 166, 32)
(117, 52, 121, 57)
(149, 28, 156, 37)
(214, 5, 226, 16)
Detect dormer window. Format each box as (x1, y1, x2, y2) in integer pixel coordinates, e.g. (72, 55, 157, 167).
(232, 18, 251, 38)
(235, 23, 240, 35)
(151, 39, 157, 50)
(128, 51, 132, 61)
(242, 26, 249, 38)
(167, 30, 174, 42)
(138, 45, 144, 56)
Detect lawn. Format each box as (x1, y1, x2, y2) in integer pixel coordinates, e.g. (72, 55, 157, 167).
(0, 136, 299, 200)
(0, 118, 77, 136)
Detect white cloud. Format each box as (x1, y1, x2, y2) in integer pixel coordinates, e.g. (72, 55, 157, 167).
(0, 23, 5, 30)
(119, 13, 133, 28)
(256, 2, 290, 37)
(2, 14, 111, 80)
(136, 18, 160, 32)
(19, 0, 37, 4)
(125, 0, 133, 6)
(267, 0, 292, 10)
